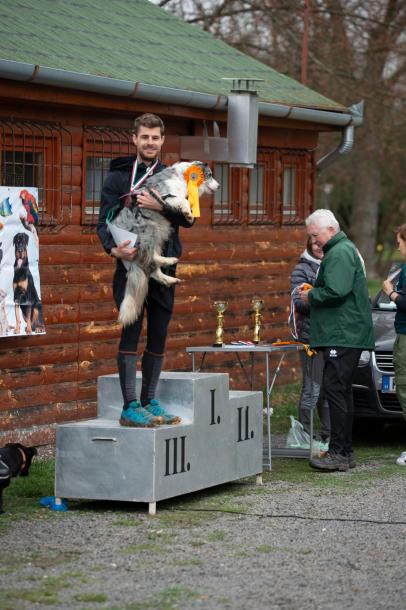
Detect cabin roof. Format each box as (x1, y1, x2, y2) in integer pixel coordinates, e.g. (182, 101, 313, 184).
(0, 0, 346, 113)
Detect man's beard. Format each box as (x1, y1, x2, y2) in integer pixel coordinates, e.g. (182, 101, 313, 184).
(138, 148, 159, 163)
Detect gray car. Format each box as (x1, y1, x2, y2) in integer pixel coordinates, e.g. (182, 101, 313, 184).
(352, 268, 401, 430)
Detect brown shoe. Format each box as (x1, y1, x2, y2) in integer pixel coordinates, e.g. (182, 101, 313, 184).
(310, 452, 349, 472)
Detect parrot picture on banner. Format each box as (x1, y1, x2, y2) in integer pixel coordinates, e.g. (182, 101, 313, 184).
(19, 189, 39, 224)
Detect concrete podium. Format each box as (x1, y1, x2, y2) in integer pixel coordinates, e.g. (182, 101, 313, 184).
(55, 372, 263, 514)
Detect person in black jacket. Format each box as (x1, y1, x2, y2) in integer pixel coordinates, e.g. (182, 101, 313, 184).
(290, 237, 330, 442)
(97, 113, 194, 427)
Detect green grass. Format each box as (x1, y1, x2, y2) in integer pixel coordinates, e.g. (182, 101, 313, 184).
(73, 592, 108, 603)
(268, 381, 302, 435)
(121, 542, 168, 555)
(123, 586, 201, 610)
(207, 530, 226, 541)
(0, 458, 55, 530)
(0, 575, 71, 609)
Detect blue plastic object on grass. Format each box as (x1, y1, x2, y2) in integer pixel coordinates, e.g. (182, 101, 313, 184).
(39, 496, 68, 511)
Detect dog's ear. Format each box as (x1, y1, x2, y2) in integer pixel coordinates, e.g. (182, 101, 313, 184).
(20, 445, 37, 476)
(23, 234, 29, 246)
(13, 234, 17, 245)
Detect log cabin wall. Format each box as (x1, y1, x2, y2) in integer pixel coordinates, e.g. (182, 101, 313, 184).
(0, 82, 323, 445)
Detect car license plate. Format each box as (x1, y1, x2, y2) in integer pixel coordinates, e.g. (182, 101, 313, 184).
(382, 375, 396, 393)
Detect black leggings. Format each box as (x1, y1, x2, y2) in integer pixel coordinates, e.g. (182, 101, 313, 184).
(118, 297, 172, 355)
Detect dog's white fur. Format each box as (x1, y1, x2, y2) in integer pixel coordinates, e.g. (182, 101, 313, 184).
(112, 161, 219, 326)
(0, 289, 14, 335)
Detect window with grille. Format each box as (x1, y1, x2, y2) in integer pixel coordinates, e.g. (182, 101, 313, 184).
(82, 126, 134, 224)
(248, 149, 313, 226)
(212, 163, 243, 224)
(280, 151, 313, 225)
(0, 118, 73, 224)
(249, 164, 264, 217)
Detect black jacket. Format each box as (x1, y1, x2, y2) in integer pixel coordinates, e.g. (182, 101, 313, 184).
(97, 156, 193, 311)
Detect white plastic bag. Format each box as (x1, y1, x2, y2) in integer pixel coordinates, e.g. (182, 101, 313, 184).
(286, 416, 329, 455)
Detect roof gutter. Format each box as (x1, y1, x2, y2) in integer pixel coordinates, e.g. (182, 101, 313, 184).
(0, 59, 363, 128)
(316, 102, 364, 173)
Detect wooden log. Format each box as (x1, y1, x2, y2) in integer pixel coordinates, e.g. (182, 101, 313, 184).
(0, 381, 78, 411)
(78, 342, 118, 361)
(77, 359, 118, 381)
(180, 225, 306, 243)
(62, 145, 82, 166)
(0, 425, 56, 446)
(0, 344, 79, 370)
(40, 284, 80, 303)
(38, 225, 83, 244)
(0, 401, 79, 430)
(79, 321, 122, 340)
(1, 362, 78, 390)
(38, 265, 113, 284)
(62, 189, 81, 206)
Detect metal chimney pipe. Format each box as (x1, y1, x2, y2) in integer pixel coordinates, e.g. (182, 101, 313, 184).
(224, 78, 263, 167)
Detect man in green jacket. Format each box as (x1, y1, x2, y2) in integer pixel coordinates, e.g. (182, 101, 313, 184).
(298, 209, 374, 471)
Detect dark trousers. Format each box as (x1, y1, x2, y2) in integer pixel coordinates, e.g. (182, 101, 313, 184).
(322, 347, 362, 456)
(117, 297, 172, 407)
(118, 297, 172, 354)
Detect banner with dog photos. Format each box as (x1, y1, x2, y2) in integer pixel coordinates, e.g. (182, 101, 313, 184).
(0, 186, 46, 337)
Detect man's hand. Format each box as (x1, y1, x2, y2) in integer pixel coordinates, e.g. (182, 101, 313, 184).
(111, 240, 138, 262)
(137, 188, 163, 211)
(297, 283, 312, 303)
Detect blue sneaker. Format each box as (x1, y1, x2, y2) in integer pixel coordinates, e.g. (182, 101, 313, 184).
(119, 401, 160, 428)
(145, 399, 181, 425)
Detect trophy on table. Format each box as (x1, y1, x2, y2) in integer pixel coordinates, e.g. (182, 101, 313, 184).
(251, 297, 264, 344)
(213, 300, 228, 346)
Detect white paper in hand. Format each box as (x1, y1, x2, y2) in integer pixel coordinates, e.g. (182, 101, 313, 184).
(107, 222, 138, 271)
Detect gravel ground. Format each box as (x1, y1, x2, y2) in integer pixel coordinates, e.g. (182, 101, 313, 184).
(1, 449, 405, 610)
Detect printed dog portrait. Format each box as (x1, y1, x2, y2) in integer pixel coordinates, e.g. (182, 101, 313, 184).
(112, 161, 219, 326)
(0, 443, 37, 513)
(13, 232, 45, 334)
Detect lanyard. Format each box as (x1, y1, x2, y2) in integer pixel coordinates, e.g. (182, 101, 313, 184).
(130, 158, 159, 193)
(106, 158, 159, 223)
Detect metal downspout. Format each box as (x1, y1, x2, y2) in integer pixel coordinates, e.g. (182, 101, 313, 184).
(316, 101, 364, 172)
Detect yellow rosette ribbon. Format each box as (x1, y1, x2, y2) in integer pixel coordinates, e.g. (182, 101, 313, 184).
(184, 165, 204, 218)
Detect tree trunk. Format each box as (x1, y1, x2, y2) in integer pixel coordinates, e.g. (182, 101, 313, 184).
(350, 129, 381, 277)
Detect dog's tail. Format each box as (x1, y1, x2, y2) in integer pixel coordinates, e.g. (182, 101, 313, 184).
(119, 264, 149, 326)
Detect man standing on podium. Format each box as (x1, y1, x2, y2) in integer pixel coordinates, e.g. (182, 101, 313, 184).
(97, 113, 194, 427)
(298, 209, 374, 472)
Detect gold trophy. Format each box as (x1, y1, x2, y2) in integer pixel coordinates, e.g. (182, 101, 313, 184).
(213, 301, 228, 346)
(251, 297, 264, 344)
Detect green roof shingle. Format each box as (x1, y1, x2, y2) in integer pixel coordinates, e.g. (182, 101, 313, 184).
(0, 0, 345, 112)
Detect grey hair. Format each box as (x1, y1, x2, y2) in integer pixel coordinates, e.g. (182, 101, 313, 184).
(305, 209, 340, 232)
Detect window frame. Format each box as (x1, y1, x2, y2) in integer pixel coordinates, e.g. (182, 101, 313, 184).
(212, 163, 245, 225)
(280, 150, 313, 226)
(82, 127, 135, 225)
(213, 148, 314, 227)
(0, 119, 70, 225)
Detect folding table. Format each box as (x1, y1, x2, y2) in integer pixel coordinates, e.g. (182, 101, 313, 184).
(186, 343, 306, 470)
